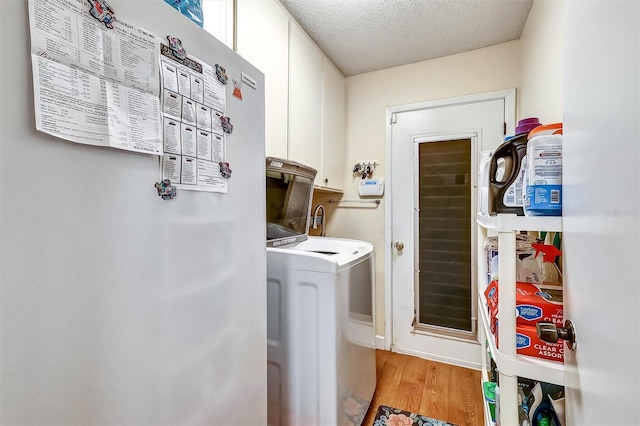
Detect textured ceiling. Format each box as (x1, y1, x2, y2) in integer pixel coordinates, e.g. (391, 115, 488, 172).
(279, 0, 533, 76)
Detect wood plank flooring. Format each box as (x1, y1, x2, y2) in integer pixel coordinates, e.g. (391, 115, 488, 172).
(361, 350, 484, 426)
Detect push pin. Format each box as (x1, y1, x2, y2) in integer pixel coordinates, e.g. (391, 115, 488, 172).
(155, 179, 177, 200)
(232, 79, 243, 100)
(219, 162, 232, 179)
(220, 116, 233, 134)
(87, 0, 116, 29)
(215, 64, 228, 85)
(166, 36, 186, 60)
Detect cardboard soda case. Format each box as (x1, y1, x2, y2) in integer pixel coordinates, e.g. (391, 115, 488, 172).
(490, 314, 565, 362)
(515, 323, 564, 362)
(484, 280, 563, 326)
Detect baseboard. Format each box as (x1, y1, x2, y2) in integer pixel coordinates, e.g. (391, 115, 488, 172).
(391, 346, 482, 371)
(375, 335, 386, 350)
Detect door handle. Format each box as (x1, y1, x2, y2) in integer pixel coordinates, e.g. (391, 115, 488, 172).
(394, 241, 404, 251)
(537, 320, 576, 351)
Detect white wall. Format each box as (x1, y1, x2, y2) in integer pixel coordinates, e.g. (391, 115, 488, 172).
(337, 41, 523, 336)
(519, 0, 564, 123)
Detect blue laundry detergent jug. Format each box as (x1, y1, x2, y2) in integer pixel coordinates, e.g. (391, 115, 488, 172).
(524, 123, 563, 216)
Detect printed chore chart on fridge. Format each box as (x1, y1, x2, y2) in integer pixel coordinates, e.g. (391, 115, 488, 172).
(159, 42, 229, 193)
(27, 0, 162, 154)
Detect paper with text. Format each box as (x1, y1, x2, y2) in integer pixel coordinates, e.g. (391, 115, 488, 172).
(28, 0, 162, 154)
(160, 44, 228, 193)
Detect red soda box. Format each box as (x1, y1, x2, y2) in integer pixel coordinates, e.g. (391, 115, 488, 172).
(492, 318, 565, 363)
(516, 324, 564, 362)
(484, 280, 563, 326)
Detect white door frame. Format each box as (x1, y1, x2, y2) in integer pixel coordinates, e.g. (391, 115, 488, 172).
(383, 89, 516, 350)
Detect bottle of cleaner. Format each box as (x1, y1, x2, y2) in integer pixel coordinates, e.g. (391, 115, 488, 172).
(532, 243, 563, 285)
(527, 382, 563, 426)
(518, 251, 542, 283)
(524, 123, 563, 216)
(489, 132, 529, 215)
(518, 392, 531, 426)
(495, 384, 501, 425)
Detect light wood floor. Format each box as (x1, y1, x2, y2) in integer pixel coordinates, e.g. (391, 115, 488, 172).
(361, 350, 484, 426)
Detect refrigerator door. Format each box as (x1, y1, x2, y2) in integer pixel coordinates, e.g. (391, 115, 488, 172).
(1, 1, 266, 425)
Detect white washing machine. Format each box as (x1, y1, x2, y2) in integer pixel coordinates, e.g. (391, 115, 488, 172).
(266, 236, 376, 426)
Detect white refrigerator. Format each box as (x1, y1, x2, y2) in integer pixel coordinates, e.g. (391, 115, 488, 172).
(0, 0, 267, 424)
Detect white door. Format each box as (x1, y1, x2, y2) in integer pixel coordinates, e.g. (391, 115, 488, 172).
(562, 1, 639, 424)
(386, 90, 514, 367)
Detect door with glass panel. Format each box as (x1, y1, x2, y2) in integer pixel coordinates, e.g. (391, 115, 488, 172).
(388, 91, 513, 364)
(415, 137, 473, 332)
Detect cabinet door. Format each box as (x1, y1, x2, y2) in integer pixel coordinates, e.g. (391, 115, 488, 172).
(236, 0, 289, 159)
(320, 58, 345, 191)
(288, 22, 322, 183)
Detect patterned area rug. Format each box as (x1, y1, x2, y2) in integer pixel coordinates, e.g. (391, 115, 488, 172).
(372, 405, 457, 426)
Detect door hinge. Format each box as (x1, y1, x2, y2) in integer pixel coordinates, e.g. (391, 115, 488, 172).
(390, 113, 397, 125)
(504, 122, 507, 135)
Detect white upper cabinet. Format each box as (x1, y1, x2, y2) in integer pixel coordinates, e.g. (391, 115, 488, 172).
(319, 58, 346, 191)
(236, 0, 289, 159)
(287, 22, 323, 183)
(236, 0, 346, 191)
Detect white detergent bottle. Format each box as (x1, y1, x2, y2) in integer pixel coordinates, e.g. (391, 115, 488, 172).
(532, 243, 563, 285)
(495, 384, 501, 425)
(490, 254, 500, 281)
(524, 123, 563, 216)
(518, 392, 531, 426)
(518, 252, 542, 283)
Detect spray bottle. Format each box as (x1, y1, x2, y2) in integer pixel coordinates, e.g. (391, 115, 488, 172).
(532, 243, 563, 285)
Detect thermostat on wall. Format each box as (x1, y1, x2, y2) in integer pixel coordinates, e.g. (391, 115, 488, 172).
(358, 179, 384, 197)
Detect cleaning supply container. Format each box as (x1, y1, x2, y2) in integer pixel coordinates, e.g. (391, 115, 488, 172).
(532, 243, 563, 285)
(488, 132, 529, 215)
(524, 123, 563, 216)
(515, 117, 542, 135)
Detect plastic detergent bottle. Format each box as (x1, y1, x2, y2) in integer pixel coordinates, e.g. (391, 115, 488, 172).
(478, 150, 493, 216)
(532, 243, 563, 284)
(518, 392, 531, 426)
(524, 123, 563, 216)
(489, 132, 528, 215)
(518, 252, 542, 283)
(495, 384, 501, 425)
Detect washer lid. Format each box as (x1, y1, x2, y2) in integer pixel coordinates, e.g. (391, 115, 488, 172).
(266, 157, 317, 248)
(267, 237, 374, 273)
